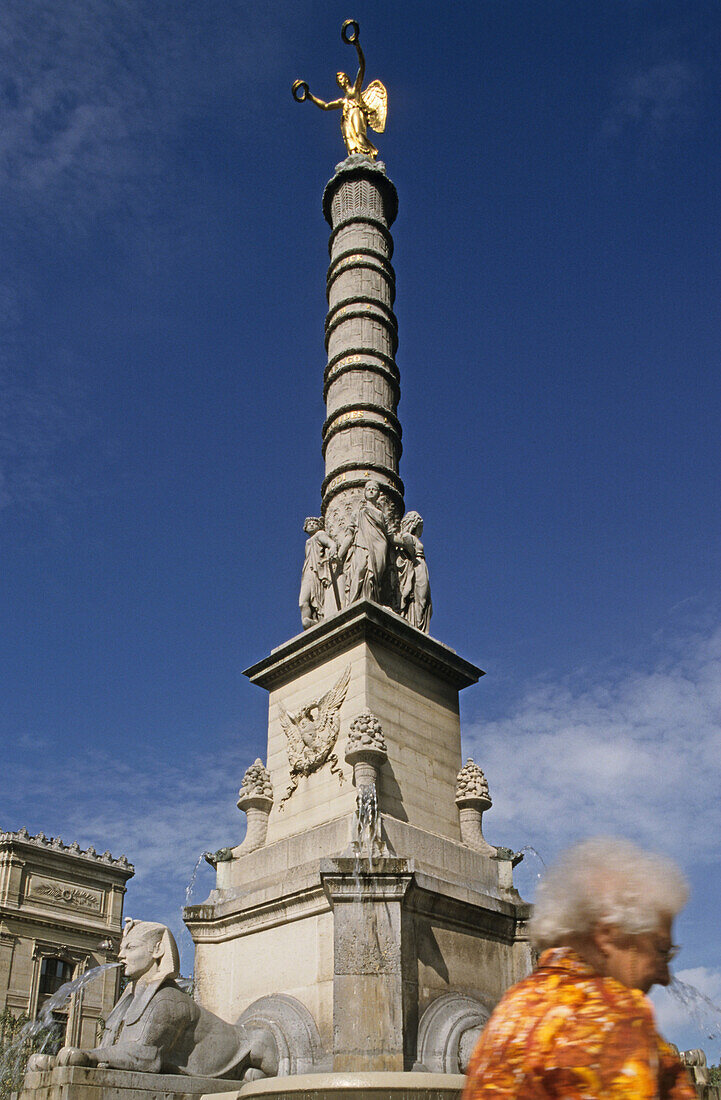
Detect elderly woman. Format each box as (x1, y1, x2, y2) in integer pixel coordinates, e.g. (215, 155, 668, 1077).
(463, 837, 694, 1100)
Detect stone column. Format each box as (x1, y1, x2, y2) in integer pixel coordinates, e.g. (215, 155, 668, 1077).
(236, 760, 273, 853)
(455, 759, 495, 856)
(321, 156, 404, 543)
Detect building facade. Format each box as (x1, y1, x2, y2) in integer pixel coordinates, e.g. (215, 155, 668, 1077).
(0, 828, 133, 1047)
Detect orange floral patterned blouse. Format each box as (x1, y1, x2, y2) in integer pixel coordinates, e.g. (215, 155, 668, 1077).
(463, 948, 695, 1100)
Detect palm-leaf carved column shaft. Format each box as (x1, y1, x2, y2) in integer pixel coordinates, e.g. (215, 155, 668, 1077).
(321, 157, 404, 544)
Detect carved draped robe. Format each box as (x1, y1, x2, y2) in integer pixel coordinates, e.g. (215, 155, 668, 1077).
(344, 499, 389, 604)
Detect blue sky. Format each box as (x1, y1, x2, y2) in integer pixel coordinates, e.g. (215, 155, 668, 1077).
(3, 0, 721, 1054)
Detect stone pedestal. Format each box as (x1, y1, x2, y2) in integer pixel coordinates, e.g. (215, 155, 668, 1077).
(244, 601, 481, 847)
(321, 859, 413, 1072)
(15, 1064, 246, 1100)
(185, 604, 531, 1076)
(237, 796, 273, 853)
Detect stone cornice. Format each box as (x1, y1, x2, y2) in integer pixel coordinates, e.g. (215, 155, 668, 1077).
(244, 601, 483, 692)
(0, 829, 134, 878)
(184, 882, 329, 942)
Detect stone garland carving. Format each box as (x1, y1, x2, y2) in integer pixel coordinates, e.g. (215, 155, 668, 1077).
(0, 828, 132, 869)
(298, 484, 432, 634)
(277, 665, 351, 809)
(34, 883, 101, 910)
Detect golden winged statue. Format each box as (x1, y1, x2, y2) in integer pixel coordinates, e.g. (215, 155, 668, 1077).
(277, 665, 351, 808)
(292, 20, 387, 160)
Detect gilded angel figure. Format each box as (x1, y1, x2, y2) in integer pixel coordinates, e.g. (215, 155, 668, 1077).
(293, 20, 387, 160)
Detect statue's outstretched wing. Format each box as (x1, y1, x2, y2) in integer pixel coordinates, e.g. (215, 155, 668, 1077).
(316, 665, 352, 751)
(362, 80, 387, 133)
(278, 700, 304, 763)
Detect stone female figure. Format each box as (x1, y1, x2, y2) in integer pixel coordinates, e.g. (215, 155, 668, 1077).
(396, 510, 432, 633)
(299, 517, 338, 629)
(336, 481, 391, 605)
(292, 20, 387, 160)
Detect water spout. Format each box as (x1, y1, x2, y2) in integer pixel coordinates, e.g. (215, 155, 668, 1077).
(0, 962, 121, 1093)
(184, 851, 213, 907)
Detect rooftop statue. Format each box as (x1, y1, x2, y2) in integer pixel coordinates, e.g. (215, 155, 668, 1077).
(292, 20, 387, 159)
(29, 919, 277, 1080)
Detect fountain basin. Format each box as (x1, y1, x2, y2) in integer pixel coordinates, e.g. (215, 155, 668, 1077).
(209, 1072, 465, 1100)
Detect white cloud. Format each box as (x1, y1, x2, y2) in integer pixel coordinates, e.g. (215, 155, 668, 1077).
(597, 60, 699, 164)
(464, 621, 721, 864)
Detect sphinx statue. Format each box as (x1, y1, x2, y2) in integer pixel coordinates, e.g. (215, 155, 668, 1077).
(29, 919, 278, 1080)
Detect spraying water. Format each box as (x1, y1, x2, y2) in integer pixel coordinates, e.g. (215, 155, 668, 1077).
(184, 852, 212, 907)
(354, 784, 380, 865)
(668, 977, 721, 1043)
(509, 845, 546, 902)
(0, 962, 121, 1094)
(517, 845, 546, 869)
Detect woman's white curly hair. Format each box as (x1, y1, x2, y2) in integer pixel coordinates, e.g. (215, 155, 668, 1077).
(529, 837, 688, 951)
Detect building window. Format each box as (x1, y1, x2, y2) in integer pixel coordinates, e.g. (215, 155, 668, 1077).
(38, 957, 73, 1000)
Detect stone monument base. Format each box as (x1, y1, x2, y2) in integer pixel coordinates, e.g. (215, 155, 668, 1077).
(204, 1071, 465, 1100)
(15, 1065, 247, 1100)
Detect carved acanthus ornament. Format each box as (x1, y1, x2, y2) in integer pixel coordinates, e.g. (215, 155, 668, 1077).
(278, 665, 351, 808)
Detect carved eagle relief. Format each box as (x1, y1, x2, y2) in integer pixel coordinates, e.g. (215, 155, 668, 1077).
(278, 665, 351, 808)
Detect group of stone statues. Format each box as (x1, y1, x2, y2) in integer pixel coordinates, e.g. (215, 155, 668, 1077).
(299, 481, 432, 633)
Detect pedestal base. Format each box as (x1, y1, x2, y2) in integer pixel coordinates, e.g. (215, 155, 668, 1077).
(15, 1065, 247, 1100)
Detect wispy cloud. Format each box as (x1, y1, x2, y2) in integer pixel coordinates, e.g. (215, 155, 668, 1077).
(4, 740, 251, 969)
(0, 349, 98, 514)
(597, 60, 699, 165)
(0, 1, 281, 230)
(464, 619, 721, 865)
